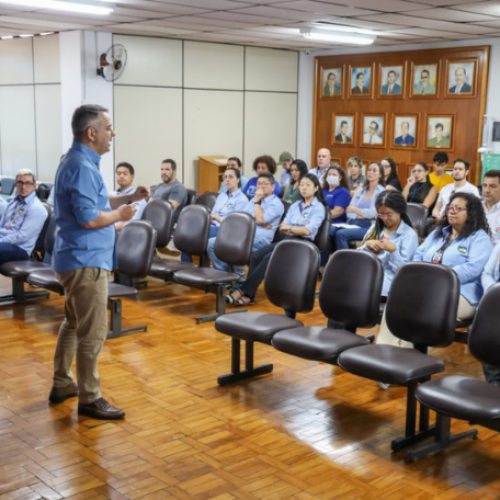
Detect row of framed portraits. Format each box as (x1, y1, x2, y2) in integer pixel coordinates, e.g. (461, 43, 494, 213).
(320, 58, 479, 100)
(332, 113, 455, 151)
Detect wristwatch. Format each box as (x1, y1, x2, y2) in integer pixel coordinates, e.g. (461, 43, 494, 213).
(286, 225, 292, 232)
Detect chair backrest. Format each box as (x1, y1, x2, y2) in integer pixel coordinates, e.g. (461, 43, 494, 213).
(174, 204, 211, 255)
(0, 176, 15, 196)
(468, 282, 500, 367)
(44, 215, 58, 255)
(272, 200, 291, 244)
(186, 188, 197, 205)
(36, 183, 51, 203)
(195, 191, 218, 211)
(386, 262, 459, 348)
(319, 249, 384, 329)
(407, 203, 428, 239)
(214, 212, 256, 266)
(115, 220, 158, 278)
(34, 203, 54, 253)
(313, 207, 331, 251)
(141, 199, 173, 248)
(265, 239, 320, 313)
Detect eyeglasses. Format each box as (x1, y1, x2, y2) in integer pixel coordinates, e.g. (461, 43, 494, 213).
(15, 181, 34, 187)
(445, 205, 467, 214)
(377, 212, 396, 219)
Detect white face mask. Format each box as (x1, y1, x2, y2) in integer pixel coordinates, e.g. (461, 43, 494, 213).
(327, 175, 340, 187)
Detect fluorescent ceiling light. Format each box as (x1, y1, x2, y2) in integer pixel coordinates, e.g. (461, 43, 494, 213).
(301, 28, 375, 45)
(1, 35, 13, 39)
(0, 0, 114, 15)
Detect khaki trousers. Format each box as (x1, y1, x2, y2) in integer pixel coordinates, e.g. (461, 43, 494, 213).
(53, 267, 109, 404)
(376, 294, 476, 349)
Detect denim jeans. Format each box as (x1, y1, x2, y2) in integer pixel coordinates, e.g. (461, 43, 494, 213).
(0, 242, 29, 265)
(335, 219, 372, 251)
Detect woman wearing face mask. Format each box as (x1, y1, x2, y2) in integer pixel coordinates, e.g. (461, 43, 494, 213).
(283, 160, 308, 204)
(402, 161, 438, 212)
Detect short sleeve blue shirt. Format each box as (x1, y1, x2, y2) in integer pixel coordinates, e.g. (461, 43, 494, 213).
(284, 197, 326, 241)
(322, 187, 351, 223)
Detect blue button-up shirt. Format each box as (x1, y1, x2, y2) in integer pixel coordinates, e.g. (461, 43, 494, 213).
(360, 221, 419, 296)
(112, 186, 147, 223)
(481, 241, 500, 293)
(280, 170, 292, 189)
(347, 185, 386, 221)
(244, 194, 284, 243)
(53, 142, 115, 273)
(212, 189, 248, 226)
(414, 226, 493, 304)
(0, 191, 47, 255)
(284, 197, 326, 241)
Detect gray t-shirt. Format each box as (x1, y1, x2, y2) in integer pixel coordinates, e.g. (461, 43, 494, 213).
(152, 179, 188, 223)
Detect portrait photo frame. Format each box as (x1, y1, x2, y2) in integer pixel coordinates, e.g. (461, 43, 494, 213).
(349, 64, 374, 98)
(331, 113, 356, 146)
(410, 61, 440, 98)
(445, 58, 478, 99)
(361, 113, 387, 148)
(378, 63, 406, 99)
(321, 67, 342, 98)
(425, 114, 455, 151)
(392, 113, 419, 149)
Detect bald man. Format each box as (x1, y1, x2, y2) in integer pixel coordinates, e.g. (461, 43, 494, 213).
(309, 148, 331, 182)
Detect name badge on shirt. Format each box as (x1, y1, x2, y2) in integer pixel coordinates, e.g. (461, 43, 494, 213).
(303, 212, 309, 218)
(496, 227, 500, 234)
(227, 203, 232, 208)
(458, 245, 467, 255)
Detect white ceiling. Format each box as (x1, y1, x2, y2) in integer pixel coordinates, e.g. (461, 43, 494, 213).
(1, 0, 500, 50)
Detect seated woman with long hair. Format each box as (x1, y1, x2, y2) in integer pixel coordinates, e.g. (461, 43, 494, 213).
(283, 159, 308, 204)
(381, 157, 402, 192)
(242, 155, 282, 197)
(402, 161, 438, 212)
(226, 173, 326, 306)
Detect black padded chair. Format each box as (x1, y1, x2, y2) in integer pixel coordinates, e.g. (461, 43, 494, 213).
(173, 211, 256, 324)
(271, 200, 291, 244)
(186, 188, 197, 205)
(407, 283, 500, 462)
(337, 262, 460, 453)
(271, 249, 383, 369)
(148, 204, 211, 282)
(27, 220, 158, 339)
(141, 199, 174, 248)
(195, 192, 218, 211)
(314, 208, 332, 252)
(0, 204, 55, 304)
(407, 203, 428, 239)
(215, 239, 320, 386)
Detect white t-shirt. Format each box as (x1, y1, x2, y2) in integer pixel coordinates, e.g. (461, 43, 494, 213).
(482, 200, 500, 242)
(437, 182, 480, 216)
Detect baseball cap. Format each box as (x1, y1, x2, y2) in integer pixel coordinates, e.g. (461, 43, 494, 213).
(278, 151, 293, 164)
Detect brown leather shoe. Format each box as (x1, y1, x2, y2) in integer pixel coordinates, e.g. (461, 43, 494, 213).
(48, 382, 78, 404)
(78, 397, 125, 420)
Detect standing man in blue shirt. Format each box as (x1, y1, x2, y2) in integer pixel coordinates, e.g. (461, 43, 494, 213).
(49, 104, 149, 420)
(0, 169, 48, 265)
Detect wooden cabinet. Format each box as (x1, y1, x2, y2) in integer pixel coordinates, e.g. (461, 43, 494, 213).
(198, 155, 228, 193)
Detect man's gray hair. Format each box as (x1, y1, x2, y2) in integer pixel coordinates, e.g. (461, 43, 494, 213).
(16, 169, 36, 183)
(71, 104, 108, 142)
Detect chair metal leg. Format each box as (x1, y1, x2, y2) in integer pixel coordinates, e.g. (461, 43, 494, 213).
(195, 284, 247, 324)
(106, 297, 147, 340)
(0, 277, 50, 304)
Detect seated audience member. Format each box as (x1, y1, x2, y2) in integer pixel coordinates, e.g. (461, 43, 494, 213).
(347, 156, 366, 195)
(182, 167, 248, 263)
(113, 162, 148, 231)
(381, 157, 402, 191)
(378, 192, 492, 351)
(432, 158, 479, 218)
(481, 169, 500, 242)
(283, 159, 308, 204)
(429, 152, 453, 193)
(334, 162, 386, 251)
(243, 156, 282, 197)
(218, 157, 248, 194)
(208, 172, 284, 279)
(226, 173, 326, 305)
(0, 180, 6, 219)
(320, 165, 352, 267)
(309, 148, 331, 183)
(402, 162, 438, 211)
(0, 169, 48, 265)
(278, 151, 294, 190)
(151, 159, 188, 224)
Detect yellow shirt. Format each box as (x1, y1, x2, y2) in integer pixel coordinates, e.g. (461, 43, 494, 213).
(429, 172, 454, 193)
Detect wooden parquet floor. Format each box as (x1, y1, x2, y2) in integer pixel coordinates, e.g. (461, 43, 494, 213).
(1, 273, 500, 500)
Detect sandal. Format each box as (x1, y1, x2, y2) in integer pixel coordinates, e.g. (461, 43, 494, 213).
(235, 295, 253, 306)
(226, 290, 243, 304)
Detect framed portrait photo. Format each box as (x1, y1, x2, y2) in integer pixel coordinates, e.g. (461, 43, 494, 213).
(321, 67, 342, 97)
(425, 115, 454, 150)
(410, 62, 439, 98)
(349, 65, 373, 98)
(362, 114, 386, 148)
(379, 64, 405, 98)
(392, 114, 419, 149)
(445, 59, 477, 98)
(332, 113, 355, 146)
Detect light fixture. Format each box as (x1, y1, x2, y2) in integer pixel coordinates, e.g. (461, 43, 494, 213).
(1, 35, 13, 39)
(300, 28, 375, 45)
(19, 33, 34, 37)
(0, 0, 114, 15)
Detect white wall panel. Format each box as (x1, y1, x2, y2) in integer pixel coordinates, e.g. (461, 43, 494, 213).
(244, 92, 297, 179)
(184, 41, 244, 90)
(184, 89, 243, 190)
(0, 86, 36, 176)
(35, 85, 62, 182)
(0, 37, 33, 85)
(113, 35, 182, 87)
(245, 47, 298, 92)
(34, 34, 60, 83)
(114, 86, 182, 189)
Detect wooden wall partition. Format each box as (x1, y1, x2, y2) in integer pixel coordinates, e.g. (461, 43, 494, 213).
(312, 46, 490, 186)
